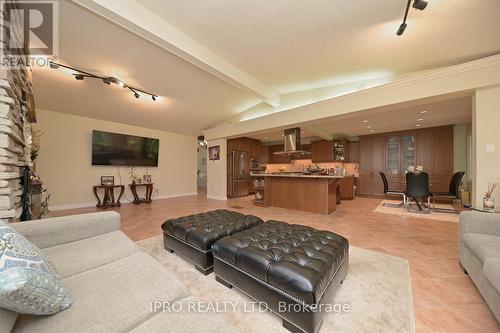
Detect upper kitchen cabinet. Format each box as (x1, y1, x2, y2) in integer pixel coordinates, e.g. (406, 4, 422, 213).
(267, 144, 292, 164)
(311, 140, 334, 163)
(349, 142, 360, 163)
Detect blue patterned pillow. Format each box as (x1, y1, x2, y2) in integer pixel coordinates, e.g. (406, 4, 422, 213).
(0, 221, 71, 315)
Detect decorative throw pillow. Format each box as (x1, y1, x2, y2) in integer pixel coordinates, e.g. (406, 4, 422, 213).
(0, 221, 71, 315)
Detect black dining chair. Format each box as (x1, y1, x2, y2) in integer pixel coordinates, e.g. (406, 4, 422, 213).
(379, 172, 407, 207)
(431, 171, 465, 212)
(406, 172, 431, 213)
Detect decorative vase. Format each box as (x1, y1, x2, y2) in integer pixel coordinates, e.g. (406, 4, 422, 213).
(483, 197, 495, 212)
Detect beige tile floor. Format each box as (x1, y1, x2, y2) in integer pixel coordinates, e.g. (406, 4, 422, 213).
(52, 193, 500, 333)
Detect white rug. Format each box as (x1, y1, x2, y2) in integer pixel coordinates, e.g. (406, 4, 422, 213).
(137, 236, 415, 333)
(374, 200, 460, 223)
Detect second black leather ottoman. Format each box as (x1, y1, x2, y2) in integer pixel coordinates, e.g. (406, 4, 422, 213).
(161, 209, 262, 275)
(212, 220, 349, 333)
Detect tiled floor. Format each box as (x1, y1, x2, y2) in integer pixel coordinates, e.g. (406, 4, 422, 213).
(52, 193, 500, 333)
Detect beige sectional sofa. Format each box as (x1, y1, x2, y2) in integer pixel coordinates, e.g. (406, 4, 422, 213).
(459, 211, 500, 322)
(1, 212, 237, 333)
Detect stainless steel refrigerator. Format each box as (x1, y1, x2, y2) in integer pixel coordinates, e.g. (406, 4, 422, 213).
(231, 150, 251, 197)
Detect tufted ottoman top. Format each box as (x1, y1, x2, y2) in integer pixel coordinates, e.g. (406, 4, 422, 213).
(212, 220, 348, 305)
(162, 210, 263, 251)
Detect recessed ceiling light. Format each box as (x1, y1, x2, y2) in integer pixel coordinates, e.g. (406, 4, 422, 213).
(363, 120, 368, 123)
(416, 124, 422, 127)
(420, 110, 428, 114)
(367, 125, 372, 128)
(370, 130, 375, 133)
(417, 118, 423, 121)
(301, 131, 305, 134)
(264, 137, 268, 140)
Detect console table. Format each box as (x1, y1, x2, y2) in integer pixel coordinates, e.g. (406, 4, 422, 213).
(93, 185, 125, 209)
(129, 183, 154, 204)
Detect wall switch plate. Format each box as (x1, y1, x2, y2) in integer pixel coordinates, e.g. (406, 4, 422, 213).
(486, 143, 496, 153)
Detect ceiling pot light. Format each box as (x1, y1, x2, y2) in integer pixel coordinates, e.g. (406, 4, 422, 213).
(370, 130, 375, 133)
(363, 120, 368, 123)
(367, 125, 372, 128)
(417, 118, 423, 121)
(420, 110, 428, 114)
(416, 124, 422, 127)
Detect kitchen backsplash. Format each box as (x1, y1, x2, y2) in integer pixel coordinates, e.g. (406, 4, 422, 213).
(263, 160, 359, 175)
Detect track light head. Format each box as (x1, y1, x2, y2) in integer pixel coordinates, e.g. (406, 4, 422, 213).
(109, 77, 126, 88)
(102, 77, 111, 85)
(134, 92, 140, 99)
(413, 0, 428, 10)
(74, 74, 84, 80)
(152, 95, 157, 101)
(396, 23, 407, 36)
(49, 61, 59, 69)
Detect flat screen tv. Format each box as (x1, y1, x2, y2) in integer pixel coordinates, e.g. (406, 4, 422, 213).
(92, 130, 159, 166)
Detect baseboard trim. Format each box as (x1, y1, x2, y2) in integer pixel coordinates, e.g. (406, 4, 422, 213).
(50, 192, 199, 211)
(206, 195, 228, 201)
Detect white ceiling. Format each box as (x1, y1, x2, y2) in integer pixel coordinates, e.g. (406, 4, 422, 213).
(138, 0, 500, 92)
(32, 0, 260, 136)
(32, 0, 499, 136)
(249, 96, 472, 142)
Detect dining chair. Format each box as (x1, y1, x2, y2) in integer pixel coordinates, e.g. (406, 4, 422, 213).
(379, 172, 407, 207)
(406, 172, 431, 213)
(431, 171, 465, 213)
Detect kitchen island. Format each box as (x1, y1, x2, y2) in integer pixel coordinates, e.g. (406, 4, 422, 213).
(252, 173, 344, 215)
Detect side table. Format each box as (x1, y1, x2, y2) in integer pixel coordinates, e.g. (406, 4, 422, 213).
(129, 183, 154, 204)
(93, 185, 125, 209)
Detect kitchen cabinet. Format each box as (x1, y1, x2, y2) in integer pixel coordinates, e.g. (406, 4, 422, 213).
(311, 140, 334, 163)
(339, 175, 355, 200)
(333, 140, 350, 161)
(358, 126, 454, 197)
(349, 142, 360, 163)
(267, 144, 292, 164)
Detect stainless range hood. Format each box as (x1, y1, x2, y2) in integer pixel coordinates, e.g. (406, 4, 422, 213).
(273, 127, 312, 157)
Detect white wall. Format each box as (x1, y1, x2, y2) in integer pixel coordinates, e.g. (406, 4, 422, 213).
(34, 109, 198, 209)
(206, 138, 227, 200)
(453, 124, 469, 182)
(472, 86, 500, 209)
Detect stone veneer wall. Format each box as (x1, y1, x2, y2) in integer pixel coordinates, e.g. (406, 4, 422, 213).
(0, 3, 36, 222)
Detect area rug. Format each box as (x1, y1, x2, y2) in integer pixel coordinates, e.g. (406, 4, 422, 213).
(137, 235, 415, 333)
(374, 200, 459, 223)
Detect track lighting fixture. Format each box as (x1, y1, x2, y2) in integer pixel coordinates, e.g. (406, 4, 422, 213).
(397, 0, 428, 36)
(412, 0, 428, 11)
(48, 60, 159, 102)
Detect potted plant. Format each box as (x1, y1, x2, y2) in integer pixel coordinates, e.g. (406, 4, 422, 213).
(483, 183, 497, 212)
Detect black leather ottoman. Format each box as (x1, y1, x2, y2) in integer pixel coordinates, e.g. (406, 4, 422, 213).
(212, 221, 349, 333)
(161, 209, 263, 275)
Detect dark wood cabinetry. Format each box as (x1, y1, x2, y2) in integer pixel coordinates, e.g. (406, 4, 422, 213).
(311, 140, 334, 163)
(266, 144, 292, 164)
(357, 126, 454, 196)
(227, 137, 262, 197)
(349, 142, 360, 163)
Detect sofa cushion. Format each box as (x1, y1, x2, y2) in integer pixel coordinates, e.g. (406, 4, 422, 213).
(13, 252, 190, 333)
(130, 296, 238, 333)
(463, 233, 500, 263)
(0, 221, 71, 315)
(484, 257, 500, 294)
(42, 231, 138, 278)
(0, 308, 17, 333)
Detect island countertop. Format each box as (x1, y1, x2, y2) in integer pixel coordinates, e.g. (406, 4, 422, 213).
(251, 173, 345, 179)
